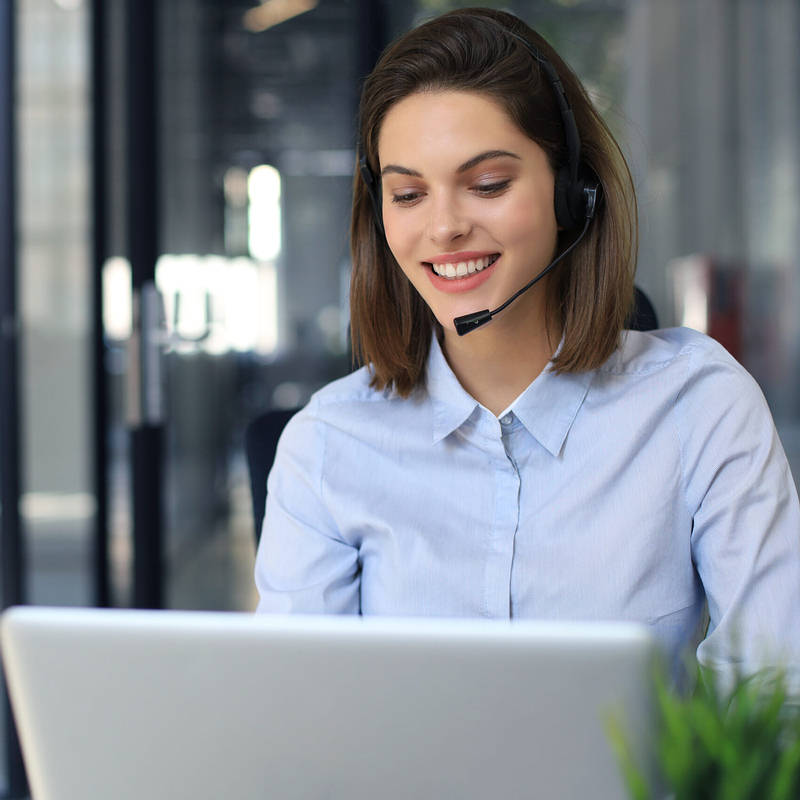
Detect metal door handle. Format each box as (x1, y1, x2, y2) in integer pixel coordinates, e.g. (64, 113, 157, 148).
(126, 280, 166, 427)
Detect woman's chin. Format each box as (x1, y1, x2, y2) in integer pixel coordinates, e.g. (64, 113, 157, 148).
(434, 307, 472, 335)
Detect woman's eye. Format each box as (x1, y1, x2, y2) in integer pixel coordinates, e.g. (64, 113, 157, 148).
(473, 180, 511, 197)
(391, 191, 424, 205)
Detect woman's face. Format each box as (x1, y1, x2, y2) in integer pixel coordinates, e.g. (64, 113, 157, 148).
(377, 90, 559, 335)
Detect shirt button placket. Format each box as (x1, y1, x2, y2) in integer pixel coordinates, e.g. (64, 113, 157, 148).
(485, 420, 520, 618)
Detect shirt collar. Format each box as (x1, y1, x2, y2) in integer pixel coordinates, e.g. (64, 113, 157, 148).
(426, 335, 481, 443)
(509, 363, 594, 457)
(425, 334, 595, 455)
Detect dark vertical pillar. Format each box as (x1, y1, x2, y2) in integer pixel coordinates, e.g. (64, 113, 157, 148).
(91, 0, 110, 608)
(356, 0, 387, 80)
(0, 2, 28, 796)
(125, 0, 163, 609)
(0, 0, 23, 611)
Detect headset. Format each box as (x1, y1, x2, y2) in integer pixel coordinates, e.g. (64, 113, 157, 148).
(358, 22, 601, 335)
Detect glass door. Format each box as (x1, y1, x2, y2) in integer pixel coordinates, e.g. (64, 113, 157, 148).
(2, 1, 95, 792)
(100, 0, 391, 613)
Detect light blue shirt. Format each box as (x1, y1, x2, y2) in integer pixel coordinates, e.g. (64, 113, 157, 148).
(255, 328, 800, 675)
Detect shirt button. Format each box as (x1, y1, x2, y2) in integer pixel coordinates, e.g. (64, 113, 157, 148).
(501, 415, 513, 425)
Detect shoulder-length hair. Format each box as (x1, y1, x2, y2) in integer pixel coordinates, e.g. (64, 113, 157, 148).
(350, 7, 637, 396)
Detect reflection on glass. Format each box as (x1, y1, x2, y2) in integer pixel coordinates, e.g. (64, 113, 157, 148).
(248, 164, 282, 262)
(102, 257, 133, 341)
(17, 0, 92, 607)
(242, 0, 319, 34)
(156, 254, 278, 356)
(670, 255, 710, 334)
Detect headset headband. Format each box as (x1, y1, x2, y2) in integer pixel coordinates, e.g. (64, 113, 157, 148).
(504, 31, 582, 189)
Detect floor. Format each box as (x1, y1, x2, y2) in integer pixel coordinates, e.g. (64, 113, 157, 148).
(18, 477, 258, 613)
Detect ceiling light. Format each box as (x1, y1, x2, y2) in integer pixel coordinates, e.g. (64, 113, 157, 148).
(243, 0, 318, 33)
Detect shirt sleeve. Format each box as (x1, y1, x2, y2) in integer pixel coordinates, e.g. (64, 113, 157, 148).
(677, 340, 800, 682)
(254, 400, 361, 614)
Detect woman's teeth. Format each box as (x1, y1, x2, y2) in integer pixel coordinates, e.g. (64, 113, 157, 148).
(431, 254, 498, 279)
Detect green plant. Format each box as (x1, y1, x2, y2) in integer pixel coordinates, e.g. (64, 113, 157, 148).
(609, 664, 800, 800)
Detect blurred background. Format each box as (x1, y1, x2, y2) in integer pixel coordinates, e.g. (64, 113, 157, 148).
(1, 0, 799, 794)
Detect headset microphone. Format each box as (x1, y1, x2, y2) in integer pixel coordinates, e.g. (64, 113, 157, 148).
(453, 185, 597, 336)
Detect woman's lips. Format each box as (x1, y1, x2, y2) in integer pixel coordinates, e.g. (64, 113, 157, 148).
(423, 254, 500, 293)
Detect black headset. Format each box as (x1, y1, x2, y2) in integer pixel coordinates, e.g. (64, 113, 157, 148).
(357, 24, 600, 235)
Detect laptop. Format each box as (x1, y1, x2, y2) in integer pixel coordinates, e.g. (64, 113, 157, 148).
(1, 607, 658, 800)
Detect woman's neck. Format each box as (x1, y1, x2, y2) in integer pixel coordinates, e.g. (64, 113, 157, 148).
(440, 299, 560, 417)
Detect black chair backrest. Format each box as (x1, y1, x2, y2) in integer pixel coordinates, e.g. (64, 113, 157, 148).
(626, 286, 659, 331)
(245, 407, 299, 545)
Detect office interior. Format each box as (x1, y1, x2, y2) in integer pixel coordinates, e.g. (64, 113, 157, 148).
(1, 0, 799, 795)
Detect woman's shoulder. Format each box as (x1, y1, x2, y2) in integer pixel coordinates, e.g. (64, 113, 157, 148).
(305, 364, 415, 412)
(304, 364, 379, 404)
(602, 326, 749, 381)
(598, 327, 769, 428)
(284, 364, 425, 440)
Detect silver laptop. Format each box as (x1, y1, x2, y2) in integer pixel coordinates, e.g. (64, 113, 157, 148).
(1, 607, 657, 800)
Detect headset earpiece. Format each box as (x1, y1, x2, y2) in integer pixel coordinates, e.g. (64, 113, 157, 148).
(554, 165, 577, 230)
(555, 167, 601, 230)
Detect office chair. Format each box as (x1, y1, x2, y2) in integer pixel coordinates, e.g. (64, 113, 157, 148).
(245, 288, 659, 546)
(245, 407, 299, 545)
(626, 286, 659, 332)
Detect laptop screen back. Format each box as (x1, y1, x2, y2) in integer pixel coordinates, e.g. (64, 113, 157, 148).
(1, 607, 657, 800)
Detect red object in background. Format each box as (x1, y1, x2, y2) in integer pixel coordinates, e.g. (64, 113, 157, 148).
(706, 266, 744, 360)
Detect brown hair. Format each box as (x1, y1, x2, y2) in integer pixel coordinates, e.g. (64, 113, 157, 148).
(350, 7, 637, 396)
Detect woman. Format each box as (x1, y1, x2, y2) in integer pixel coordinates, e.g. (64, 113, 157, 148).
(255, 8, 800, 678)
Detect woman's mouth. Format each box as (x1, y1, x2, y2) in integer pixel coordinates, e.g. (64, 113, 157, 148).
(422, 253, 501, 294)
(424, 254, 500, 279)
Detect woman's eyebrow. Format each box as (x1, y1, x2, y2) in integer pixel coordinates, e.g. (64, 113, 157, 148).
(380, 164, 422, 177)
(457, 149, 521, 173)
(380, 150, 521, 179)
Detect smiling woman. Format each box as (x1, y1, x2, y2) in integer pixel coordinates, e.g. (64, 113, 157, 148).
(254, 7, 800, 690)
(351, 8, 635, 401)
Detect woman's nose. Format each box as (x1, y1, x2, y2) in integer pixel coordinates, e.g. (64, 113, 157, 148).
(426, 194, 472, 244)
